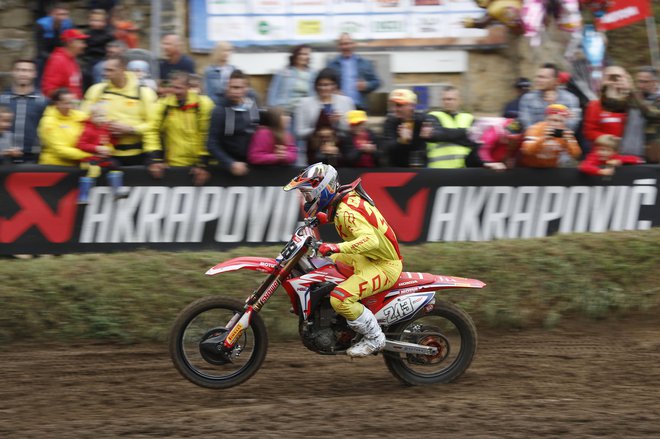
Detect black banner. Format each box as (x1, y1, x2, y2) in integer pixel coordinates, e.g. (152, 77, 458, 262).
(1, 165, 659, 254)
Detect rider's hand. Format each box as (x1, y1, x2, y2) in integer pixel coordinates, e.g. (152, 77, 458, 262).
(316, 212, 329, 224)
(318, 243, 340, 256)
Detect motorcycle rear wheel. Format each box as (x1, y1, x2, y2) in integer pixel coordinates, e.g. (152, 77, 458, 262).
(169, 296, 268, 389)
(383, 300, 477, 386)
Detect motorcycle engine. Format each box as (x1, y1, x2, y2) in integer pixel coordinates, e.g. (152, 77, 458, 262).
(300, 297, 352, 354)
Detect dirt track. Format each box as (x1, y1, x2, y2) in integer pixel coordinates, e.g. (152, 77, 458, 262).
(1, 316, 659, 438)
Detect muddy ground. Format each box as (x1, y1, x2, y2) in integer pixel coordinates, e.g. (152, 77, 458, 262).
(1, 316, 659, 438)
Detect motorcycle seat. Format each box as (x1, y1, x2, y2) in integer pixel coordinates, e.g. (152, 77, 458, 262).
(334, 261, 437, 290)
(391, 272, 437, 289)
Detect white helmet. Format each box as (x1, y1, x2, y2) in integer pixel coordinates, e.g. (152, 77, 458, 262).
(283, 163, 339, 217)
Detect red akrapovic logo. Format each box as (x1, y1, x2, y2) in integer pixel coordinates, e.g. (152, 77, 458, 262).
(0, 173, 77, 243)
(360, 172, 430, 242)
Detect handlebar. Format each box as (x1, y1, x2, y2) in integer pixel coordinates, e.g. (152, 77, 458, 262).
(296, 216, 323, 257)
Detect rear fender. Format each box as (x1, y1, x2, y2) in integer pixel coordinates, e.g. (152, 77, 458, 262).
(418, 275, 486, 291)
(363, 274, 485, 321)
(206, 257, 278, 276)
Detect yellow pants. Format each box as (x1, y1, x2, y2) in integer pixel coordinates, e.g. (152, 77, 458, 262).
(329, 254, 403, 320)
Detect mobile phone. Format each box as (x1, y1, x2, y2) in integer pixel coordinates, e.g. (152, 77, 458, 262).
(553, 128, 564, 138)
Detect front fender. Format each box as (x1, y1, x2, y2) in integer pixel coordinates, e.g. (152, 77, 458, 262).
(206, 257, 278, 276)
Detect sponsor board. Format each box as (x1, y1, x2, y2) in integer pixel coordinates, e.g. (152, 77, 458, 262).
(1, 167, 658, 254)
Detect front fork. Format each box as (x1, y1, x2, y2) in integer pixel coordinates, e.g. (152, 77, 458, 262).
(221, 246, 308, 350)
(223, 307, 254, 348)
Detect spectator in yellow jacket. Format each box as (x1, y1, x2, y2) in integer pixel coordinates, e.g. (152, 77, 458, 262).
(38, 88, 91, 166)
(81, 55, 157, 166)
(143, 71, 215, 185)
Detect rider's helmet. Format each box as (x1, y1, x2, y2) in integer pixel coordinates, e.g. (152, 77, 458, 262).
(283, 162, 339, 217)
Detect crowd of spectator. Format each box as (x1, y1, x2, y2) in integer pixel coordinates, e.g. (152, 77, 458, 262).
(1, 2, 660, 202)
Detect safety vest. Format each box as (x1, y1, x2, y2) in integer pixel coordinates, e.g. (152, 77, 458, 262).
(427, 111, 474, 169)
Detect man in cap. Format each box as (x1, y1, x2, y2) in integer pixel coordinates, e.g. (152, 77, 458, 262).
(41, 29, 89, 99)
(502, 77, 531, 119)
(382, 89, 440, 167)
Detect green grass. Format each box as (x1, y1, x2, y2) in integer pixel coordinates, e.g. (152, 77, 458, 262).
(1, 229, 658, 344)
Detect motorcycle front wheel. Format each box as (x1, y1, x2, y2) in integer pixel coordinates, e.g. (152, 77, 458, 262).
(169, 296, 268, 389)
(383, 299, 477, 386)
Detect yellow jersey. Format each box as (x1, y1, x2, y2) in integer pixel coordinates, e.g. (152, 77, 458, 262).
(334, 190, 402, 261)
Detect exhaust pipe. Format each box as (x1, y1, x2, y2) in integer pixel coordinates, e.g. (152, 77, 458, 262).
(383, 340, 438, 355)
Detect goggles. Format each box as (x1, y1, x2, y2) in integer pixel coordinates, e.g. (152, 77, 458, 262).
(300, 190, 315, 203)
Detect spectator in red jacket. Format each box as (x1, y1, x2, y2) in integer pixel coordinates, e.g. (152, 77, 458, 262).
(76, 104, 127, 204)
(583, 66, 630, 148)
(41, 29, 89, 99)
(579, 141, 644, 177)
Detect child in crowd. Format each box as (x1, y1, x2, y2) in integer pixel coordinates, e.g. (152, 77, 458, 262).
(578, 136, 644, 177)
(475, 117, 522, 168)
(247, 107, 297, 166)
(520, 104, 582, 168)
(310, 125, 341, 166)
(340, 110, 381, 167)
(0, 105, 22, 164)
(127, 60, 158, 91)
(76, 105, 128, 203)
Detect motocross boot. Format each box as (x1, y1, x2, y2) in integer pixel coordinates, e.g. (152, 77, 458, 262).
(346, 307, 386, 357)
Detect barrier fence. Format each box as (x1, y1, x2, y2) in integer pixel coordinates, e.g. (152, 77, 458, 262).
(1, 165, 658, 254)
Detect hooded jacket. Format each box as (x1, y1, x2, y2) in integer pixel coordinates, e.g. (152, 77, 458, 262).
(143, 90, 215, 166)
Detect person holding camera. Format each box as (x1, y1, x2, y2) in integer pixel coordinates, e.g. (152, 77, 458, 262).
(584, 65, 659, 162)
(519, 104, 581, 168)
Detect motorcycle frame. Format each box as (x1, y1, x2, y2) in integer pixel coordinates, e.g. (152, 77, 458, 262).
(220, 226, 315, 349)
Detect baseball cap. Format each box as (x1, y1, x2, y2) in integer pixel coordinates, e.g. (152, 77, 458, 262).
(346, 110, 367, 125)
(389, 89, 417, 104)
(545, 103, 570, 117)
(515, 77, 531, 89)
(61, 29, 90, 42)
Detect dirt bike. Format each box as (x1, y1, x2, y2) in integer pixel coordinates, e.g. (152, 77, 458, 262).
(169, 215, 485, 389)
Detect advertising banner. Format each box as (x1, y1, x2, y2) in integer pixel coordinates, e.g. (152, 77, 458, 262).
(1, 166, 659, 255)
(189, 0, 492, 50)
(596, 0, 652, 31)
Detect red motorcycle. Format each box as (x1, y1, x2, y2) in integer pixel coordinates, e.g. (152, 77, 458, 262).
(169, 215, 485, 389)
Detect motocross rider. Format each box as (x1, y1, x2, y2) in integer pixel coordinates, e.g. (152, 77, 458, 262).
(284, 163, 403, 357)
